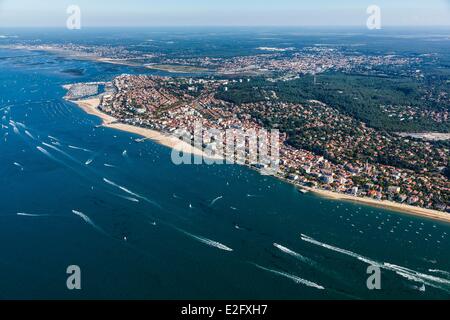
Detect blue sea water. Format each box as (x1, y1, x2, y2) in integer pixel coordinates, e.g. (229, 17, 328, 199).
(0, 32, 450, 300)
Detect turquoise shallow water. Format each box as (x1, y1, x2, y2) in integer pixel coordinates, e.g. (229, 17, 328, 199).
(0, 46, 450, 300)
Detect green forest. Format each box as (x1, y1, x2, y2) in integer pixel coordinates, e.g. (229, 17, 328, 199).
(216, 73, 450, 133)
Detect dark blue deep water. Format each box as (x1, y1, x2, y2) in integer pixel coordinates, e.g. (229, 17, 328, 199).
(0, 29, 450, 300)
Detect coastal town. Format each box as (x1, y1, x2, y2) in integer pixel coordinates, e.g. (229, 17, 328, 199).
(65, 74, 450, 214)
(3, 43, 421, 76)
(44, 33, 449, 216)
(5, 0, 450, 302)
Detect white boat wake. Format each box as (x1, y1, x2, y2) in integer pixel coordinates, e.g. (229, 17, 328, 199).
(116, 194, 140, 203)
(103, 178, 161, 208)
(48, 135, 59, 141)
(17, 212, 49, 217)
(36, 146, 54, 159)
(253, 264, 325, 290)
(72, 210, 105, 234)
(42, 142, 80, 163)
(210, 196, 223, 206)
(68, 145, 92, 152)
(12, 125, 19, 134)
(13, 162, 24, 170)
(24, 130, 35, 140)
(429, 269, 450, 278)
(180, 229, 233, 252)
(300, 234, 382, 267)
(300, 233, 450, 292)
(273, 243, 318, 267)
(15, 121, 27, 129)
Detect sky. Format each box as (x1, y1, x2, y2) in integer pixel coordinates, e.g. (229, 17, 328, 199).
(0, 0, 450, 27)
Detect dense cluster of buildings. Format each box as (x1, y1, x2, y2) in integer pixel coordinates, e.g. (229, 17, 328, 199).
(216, 48, 415, 75)
(160, 47, 417, 76)
(240, 101, 449, 211)
(380, 104, 449, 124)
(9, 43, 419, 78)
(98, 75, 449, 213)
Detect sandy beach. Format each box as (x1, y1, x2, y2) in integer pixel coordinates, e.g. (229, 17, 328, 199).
(68, 97, 221, 160)
(71, 98, 116, 123)
(70, 97, 449, 223)
(299, 186, 450, 223)
(272, 174, 450, 224)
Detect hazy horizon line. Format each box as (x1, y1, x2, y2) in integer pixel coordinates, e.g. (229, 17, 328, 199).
(1, 25, 450, 29)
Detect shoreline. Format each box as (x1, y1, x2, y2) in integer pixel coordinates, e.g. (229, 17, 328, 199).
(67, 97, 221, 160)
(301, 185, 450, 224)
(69, 97, 449, 224)
(271, 175, 450, 224)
